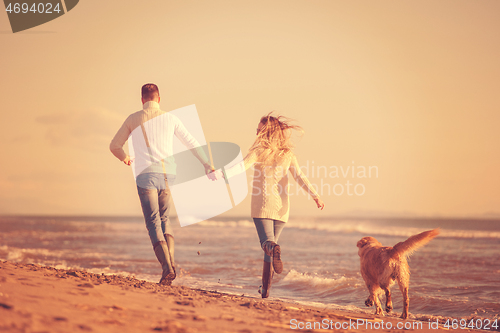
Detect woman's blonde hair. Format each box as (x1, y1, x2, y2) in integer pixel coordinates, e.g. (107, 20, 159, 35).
(248, 112, 303, 166)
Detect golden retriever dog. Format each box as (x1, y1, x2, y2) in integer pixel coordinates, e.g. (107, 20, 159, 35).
(356, 229, 439, 319)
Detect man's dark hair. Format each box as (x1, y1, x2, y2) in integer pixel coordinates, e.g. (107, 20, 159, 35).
(141, 83, 160, 101)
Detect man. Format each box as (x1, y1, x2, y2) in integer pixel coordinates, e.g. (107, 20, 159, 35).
(110, 83, 215, 285)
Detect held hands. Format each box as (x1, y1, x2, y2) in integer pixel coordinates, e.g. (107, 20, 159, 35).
(314, 197, 325, 210)
(204, 164, 220, 181)
(204, 164, 226, 181)
(204, 164, 216, 180)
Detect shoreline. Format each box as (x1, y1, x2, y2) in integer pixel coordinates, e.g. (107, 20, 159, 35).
(0, 260, 483, 332)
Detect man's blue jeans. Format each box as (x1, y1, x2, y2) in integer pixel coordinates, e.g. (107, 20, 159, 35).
(136, 173, 175, 247)
(253, 218, 286, 263)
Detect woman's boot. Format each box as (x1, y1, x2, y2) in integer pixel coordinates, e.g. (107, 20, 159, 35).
(263, 241, 283, 274)
(153, 241, 175, 285)
(272, 243, 283, 274)
(261, 260, 274, 298)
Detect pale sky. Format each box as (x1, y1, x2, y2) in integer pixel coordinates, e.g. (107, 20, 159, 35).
(1, 0, 499, 218)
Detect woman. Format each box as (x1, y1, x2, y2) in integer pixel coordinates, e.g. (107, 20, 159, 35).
(238, 113, 324, 298)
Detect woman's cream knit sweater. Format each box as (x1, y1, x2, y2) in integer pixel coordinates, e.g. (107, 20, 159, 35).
(241, 151, 320, 223)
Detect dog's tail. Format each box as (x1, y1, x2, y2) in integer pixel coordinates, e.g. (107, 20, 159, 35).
(391, 229, 440, 258)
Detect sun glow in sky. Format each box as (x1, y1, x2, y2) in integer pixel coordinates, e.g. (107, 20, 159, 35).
(1, 0, 499, 218)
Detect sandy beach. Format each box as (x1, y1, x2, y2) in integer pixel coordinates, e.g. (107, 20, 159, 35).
(0, 260, 483, 333)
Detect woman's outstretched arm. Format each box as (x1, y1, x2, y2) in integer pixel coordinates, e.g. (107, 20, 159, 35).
(289, 155, 325, 210)
(223, 150, 258, 179)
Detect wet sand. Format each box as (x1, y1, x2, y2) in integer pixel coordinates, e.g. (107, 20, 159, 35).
(0, 260, 479, 333)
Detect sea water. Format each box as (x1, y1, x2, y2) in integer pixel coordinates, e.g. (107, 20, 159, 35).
(0, 215, 499, 323)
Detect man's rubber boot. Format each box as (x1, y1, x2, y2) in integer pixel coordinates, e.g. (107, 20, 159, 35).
(154, 242, 175, 286)
(261, 260, 273, 298)
(164, 234, 175, 274)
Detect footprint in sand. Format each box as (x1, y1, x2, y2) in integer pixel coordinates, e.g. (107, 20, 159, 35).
(77, 283, 95, 288)
(0, 302, 13, 310)
(78, 324, 92, 331)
